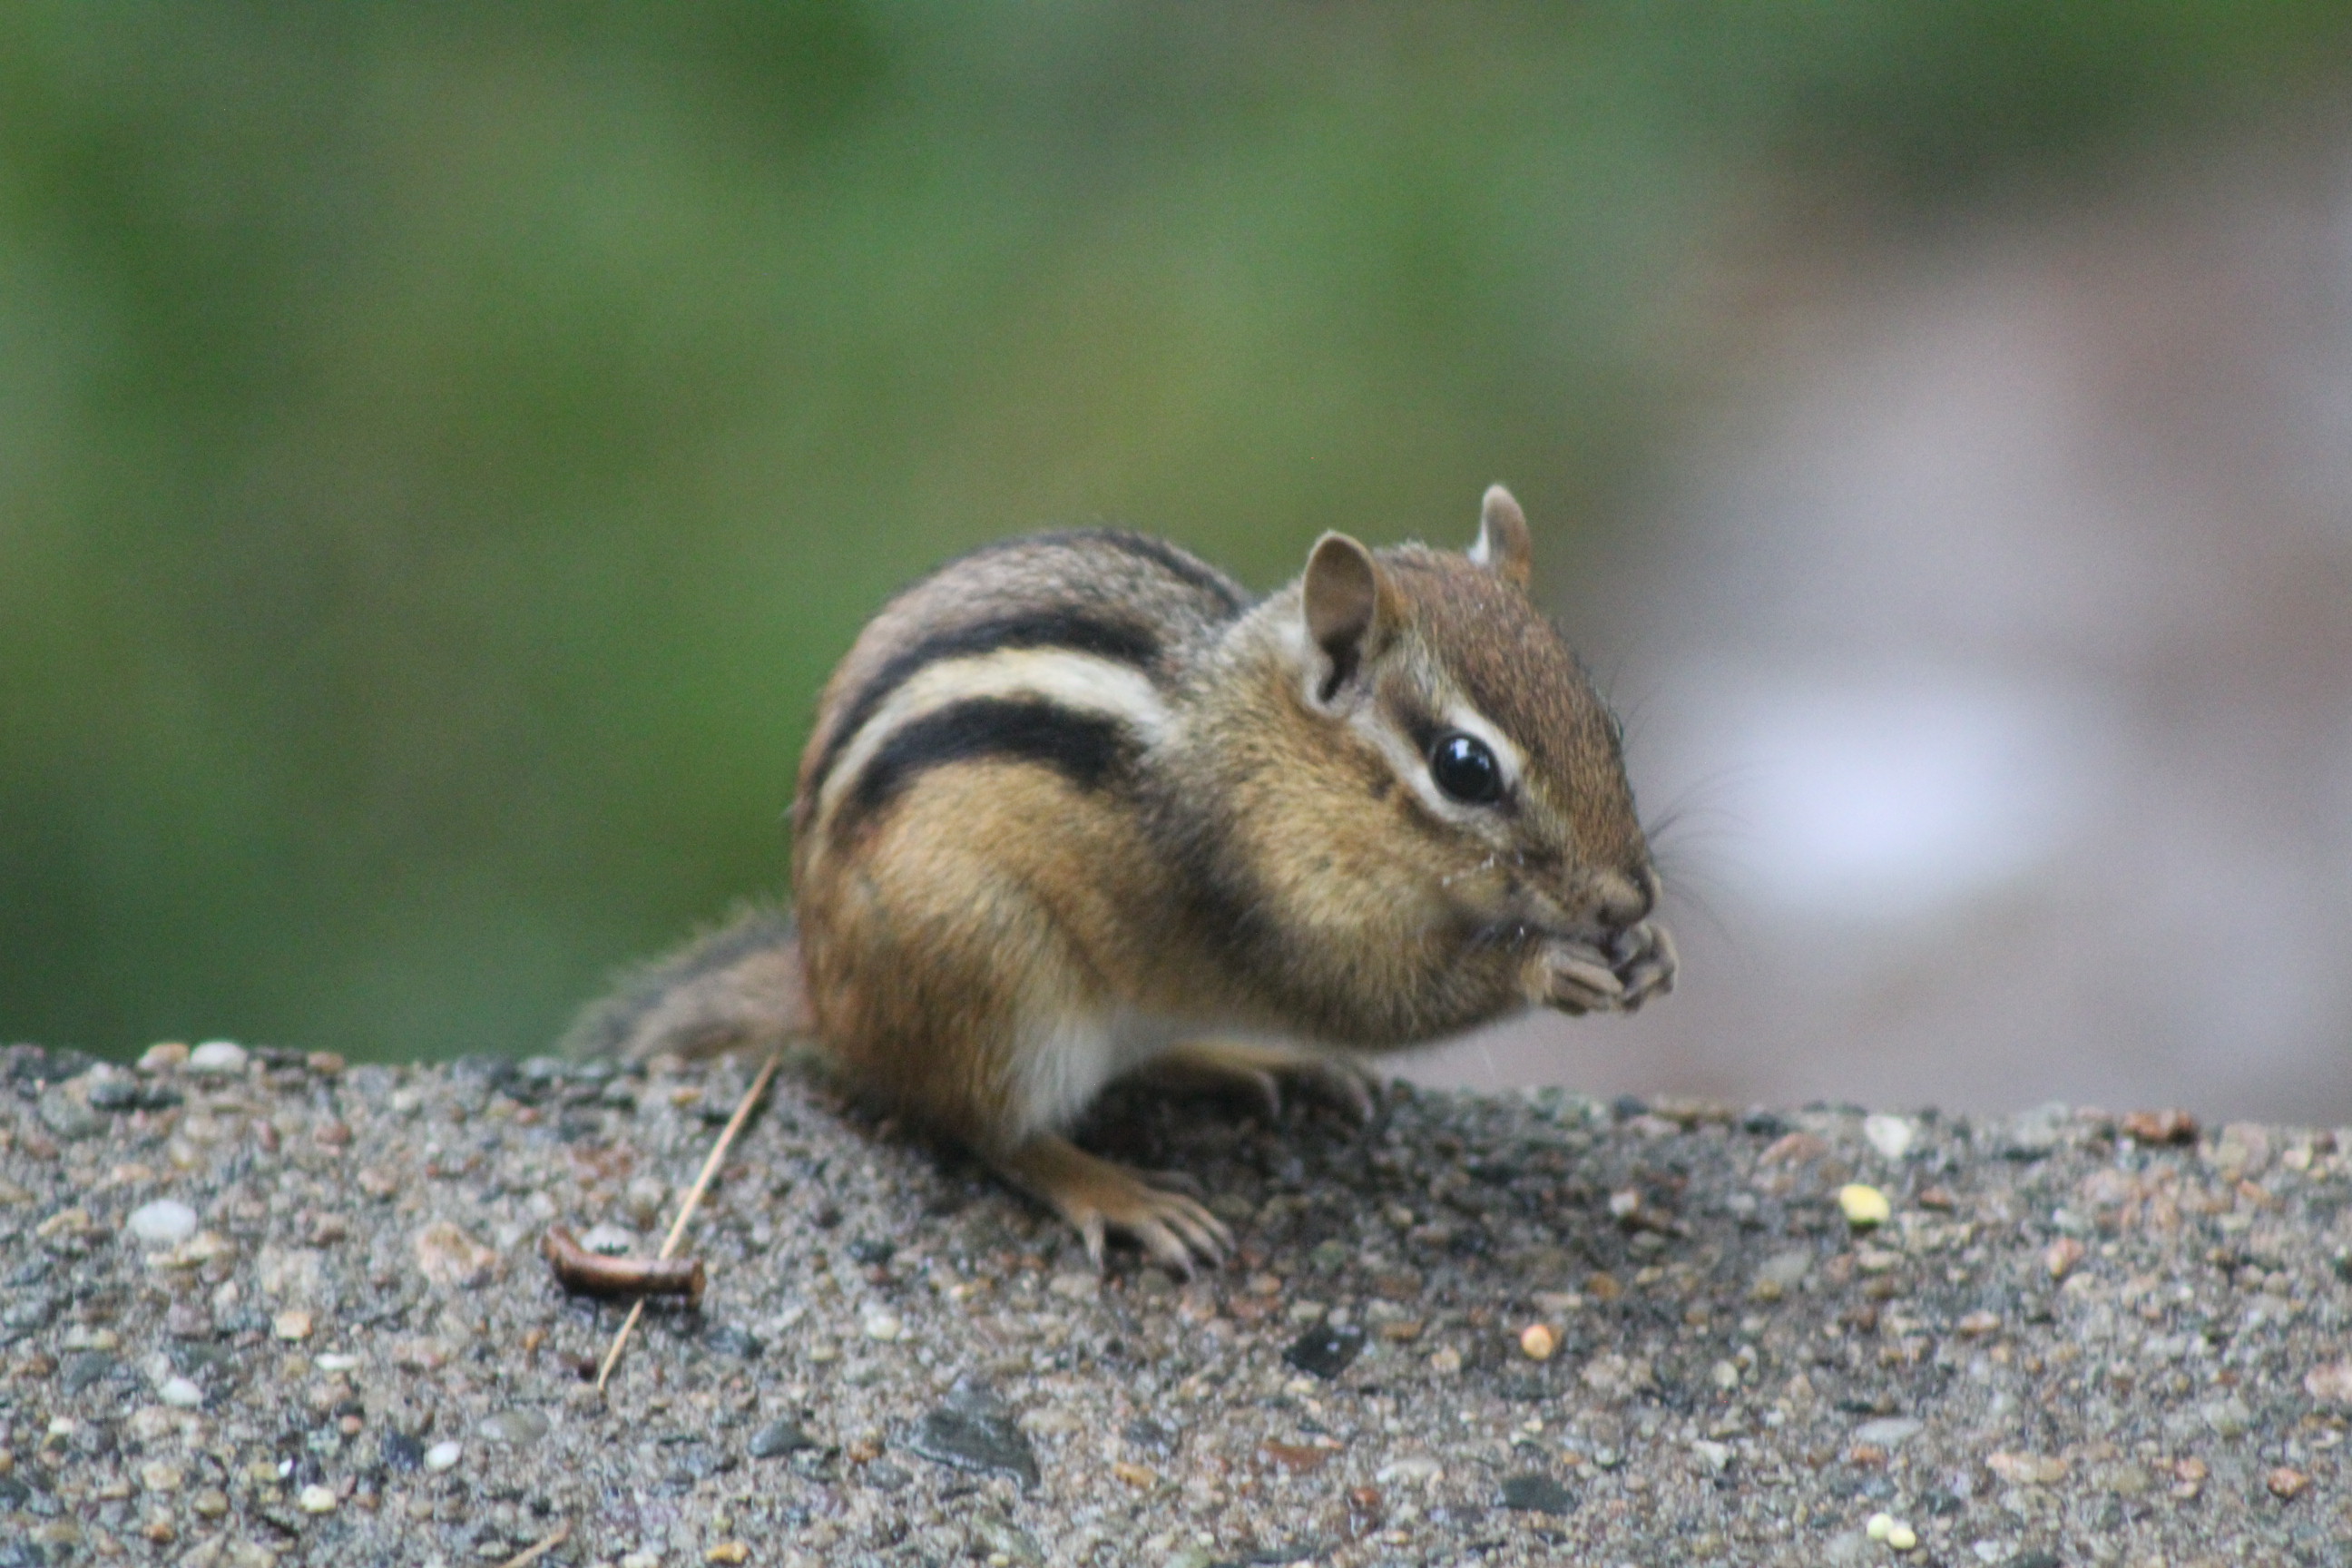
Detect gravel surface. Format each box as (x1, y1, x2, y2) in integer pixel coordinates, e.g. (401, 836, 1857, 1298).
(5, 1040, 2352, 1567)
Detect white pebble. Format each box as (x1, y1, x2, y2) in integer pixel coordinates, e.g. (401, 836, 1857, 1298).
(127, 1200, 200, 1246)
(159, 1377, 204, 1408)
(579, 1223, 639, 1256)
(296, 1484, 338, 1514)
(186, 1041, 249, 1075)
(861, 1310, 904, 1342)
(1862, 1114, 1916, 1161)
(313, 1353, 360, 1372)
(423, 1440, 463, 1472)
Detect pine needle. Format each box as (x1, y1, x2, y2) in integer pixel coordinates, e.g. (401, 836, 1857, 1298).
(595, 1049, 782, 1392)
(495, 1521, 572, 1568)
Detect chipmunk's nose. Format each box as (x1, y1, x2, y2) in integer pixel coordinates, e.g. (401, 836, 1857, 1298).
(1591, 866, 1658, 928)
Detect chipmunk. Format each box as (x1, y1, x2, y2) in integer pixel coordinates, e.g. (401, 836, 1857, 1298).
(570, 485, 1674, 1270)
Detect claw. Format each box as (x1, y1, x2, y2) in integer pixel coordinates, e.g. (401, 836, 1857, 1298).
(995, 1134, 1233, 1275)
(1081, 1213, 1108, 1272)
(1240, 1070, 1284, 1121)
(1142, 1167, 1208, 1199)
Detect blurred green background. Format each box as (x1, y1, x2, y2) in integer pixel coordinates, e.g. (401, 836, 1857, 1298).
(4, 2, 2345, 1063)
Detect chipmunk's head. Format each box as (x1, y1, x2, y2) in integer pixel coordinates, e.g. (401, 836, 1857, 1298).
(1239, 485, 1672, 1026)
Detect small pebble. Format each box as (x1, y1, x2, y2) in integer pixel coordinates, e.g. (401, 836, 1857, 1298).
(1283, 1321, 1367, 1380)
(862, 1309, 904, 1341)
(186, 1041, 249, 1075)
(159, 1377, 203, 1408)
(2267, 1465, 2311, 1500)
(297, 1484, 338, 1514)
(1428, 1346, 1464, 1376)
(1519, 1323, 1558, 1360)
(413, 1221, 498, 1290)
(2307, 1362, 2352, 1403)
(2121, 1108, 2198, 1144)
(1838, 1184, 1891, 1230)
(580, 1222, 638, 1255)
(907, 1387, 1040, 1487)
(1852, 1417, 1922, 1448)
(708, 1546, 750, 1565)
(1862, 1114, 1915, 1161)
(139, 1042, 190, 1072)
(423, 1440, 463, 1472)
(748, 1419, 818, 1459)
(35, 1087, 105, 1142)
(1886, 1524, 1918, 1552)
(1867, 1512, 1896, 1542)
(273, 1309, 313, 1341)
(1498, 1473, 1574, 1514)
(314, 1353, 361, 1372)
(478, 1409, 551, 1446)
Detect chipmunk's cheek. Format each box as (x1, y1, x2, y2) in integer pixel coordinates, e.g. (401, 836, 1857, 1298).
(1611, 922, 1678, 1013)
(1524, 938, 1624, 1015)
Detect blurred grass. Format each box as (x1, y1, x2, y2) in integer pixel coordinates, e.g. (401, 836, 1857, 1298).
(2, 2, 2344, 1060)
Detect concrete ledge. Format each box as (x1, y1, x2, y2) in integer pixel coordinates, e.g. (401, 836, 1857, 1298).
(4, 1042, 2348, 1567)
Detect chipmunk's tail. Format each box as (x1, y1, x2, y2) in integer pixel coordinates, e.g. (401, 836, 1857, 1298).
(562, 904, 812, 1063)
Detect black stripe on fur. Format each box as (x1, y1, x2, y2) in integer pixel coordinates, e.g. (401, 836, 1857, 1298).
(803, 608, 1161, 807)
(836, 697, 1137, 835)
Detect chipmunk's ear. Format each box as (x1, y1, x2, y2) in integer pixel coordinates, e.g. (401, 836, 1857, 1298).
(1469, 484, 1534, 589)
(1302, 532, 1396, 701)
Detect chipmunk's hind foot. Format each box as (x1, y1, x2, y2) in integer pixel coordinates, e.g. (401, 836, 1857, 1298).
(995, 1134, 1232, 1275)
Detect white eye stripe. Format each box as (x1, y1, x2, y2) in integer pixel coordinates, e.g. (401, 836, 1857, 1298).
(1345, 698, 1526, 823)
(814, 648, 1171, 828)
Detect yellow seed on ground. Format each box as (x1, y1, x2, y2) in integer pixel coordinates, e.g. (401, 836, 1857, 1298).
(1838, 1184, 1891, 1229)
(1519, 1323, 1558, 1360)
(1865, 1512, 1894, 1542)
(706, 1544, 750, 1565)
(1886, 1524, 1918, 1551)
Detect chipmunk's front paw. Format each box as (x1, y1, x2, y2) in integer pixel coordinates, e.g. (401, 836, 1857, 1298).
(1526, 921, 1677, 1016)
(1610, 920, 1677, 1013)
(996, 1134, 1232, 1276)
(1528, 938, 1625, 1015)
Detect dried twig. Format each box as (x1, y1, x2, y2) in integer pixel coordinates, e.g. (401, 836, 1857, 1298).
(541, 1226, 705, 1305)
(495, 1521, 572, 1568)
(595, 1050, 782, 1392)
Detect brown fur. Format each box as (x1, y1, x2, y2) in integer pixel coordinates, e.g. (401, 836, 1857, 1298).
(571, 490, 1672, 1269)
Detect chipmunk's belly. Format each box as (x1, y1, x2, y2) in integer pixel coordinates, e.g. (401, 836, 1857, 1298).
(1008, 1005, 1225, 1138)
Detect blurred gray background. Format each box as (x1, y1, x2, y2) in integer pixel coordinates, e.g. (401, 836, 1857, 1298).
(4, 5, 2349, 1121)
(1420, 120, 2352, 1122)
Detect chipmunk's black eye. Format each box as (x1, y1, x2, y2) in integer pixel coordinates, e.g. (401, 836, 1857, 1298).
(1428, 731, 1504, 805)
